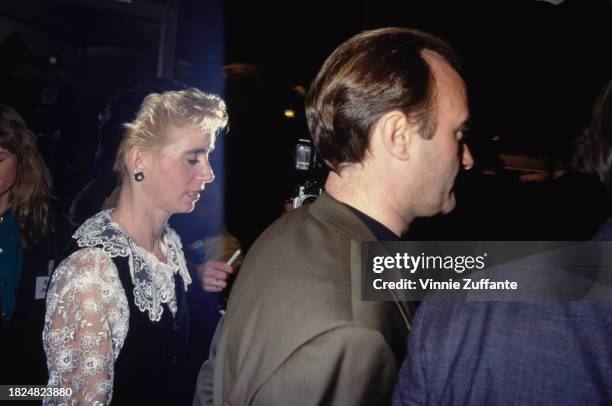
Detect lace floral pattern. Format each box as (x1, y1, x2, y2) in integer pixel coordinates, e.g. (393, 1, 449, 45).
(73, 210, 191, 322)
(43, 210, 191, 405)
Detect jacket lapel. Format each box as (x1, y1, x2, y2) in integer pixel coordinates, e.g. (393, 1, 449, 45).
(310, 193, 412, 332)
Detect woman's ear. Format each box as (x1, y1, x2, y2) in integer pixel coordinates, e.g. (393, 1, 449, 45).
(126, 147, 145, 174)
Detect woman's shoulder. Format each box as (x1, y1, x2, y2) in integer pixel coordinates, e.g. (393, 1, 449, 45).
(72, 209, 131, 258)
(47, 246, 127, 313)
(53, 246, 121, 288)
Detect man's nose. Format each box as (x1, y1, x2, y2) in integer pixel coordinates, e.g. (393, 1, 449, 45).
(462, 144, 474, 170)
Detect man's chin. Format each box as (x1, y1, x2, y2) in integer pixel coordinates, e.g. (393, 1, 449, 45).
(441, 193, 456, 215)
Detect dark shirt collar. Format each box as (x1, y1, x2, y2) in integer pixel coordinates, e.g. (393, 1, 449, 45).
(347, 206, 400, 241)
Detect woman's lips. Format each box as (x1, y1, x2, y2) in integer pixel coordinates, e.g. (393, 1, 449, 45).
(187, 191, 200, 200)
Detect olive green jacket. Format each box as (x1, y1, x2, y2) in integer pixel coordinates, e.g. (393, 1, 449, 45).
(194, 193, 411, 406)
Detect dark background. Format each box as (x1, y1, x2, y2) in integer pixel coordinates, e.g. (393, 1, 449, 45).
(1, 0, 611, 398)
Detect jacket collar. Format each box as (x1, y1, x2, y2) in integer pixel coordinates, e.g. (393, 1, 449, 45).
(309, 192, 378, 242)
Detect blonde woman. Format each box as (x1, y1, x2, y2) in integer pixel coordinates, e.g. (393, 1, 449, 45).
(43, 89, 228, 405)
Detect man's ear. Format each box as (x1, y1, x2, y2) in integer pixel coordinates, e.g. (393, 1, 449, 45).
(377, 110, 419, 161)
(126, 147, 146, 174)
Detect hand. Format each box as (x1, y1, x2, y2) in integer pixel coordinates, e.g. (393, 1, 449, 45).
(199, 260, 234, 293)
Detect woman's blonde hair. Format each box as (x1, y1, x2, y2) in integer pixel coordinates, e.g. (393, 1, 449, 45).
(0, 105, 53, 246)
(113, 88, 228, 178)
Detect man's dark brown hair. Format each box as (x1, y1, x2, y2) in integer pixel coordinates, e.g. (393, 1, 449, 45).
(305, 27, 459, 172)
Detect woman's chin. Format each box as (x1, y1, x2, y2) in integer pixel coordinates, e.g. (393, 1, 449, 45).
(171, 201, 197, 214)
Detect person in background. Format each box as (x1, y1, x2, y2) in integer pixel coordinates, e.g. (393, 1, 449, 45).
(0, 105, 53, 384)
(575, 79, 612, 238)
(393, 78, 612, 406)
(43, 89, 228, 405)
(191, 232, 243, 295)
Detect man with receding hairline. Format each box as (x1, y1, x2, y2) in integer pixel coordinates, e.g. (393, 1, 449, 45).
(194, 27, 473, 406)
(393, 79, 612, 406)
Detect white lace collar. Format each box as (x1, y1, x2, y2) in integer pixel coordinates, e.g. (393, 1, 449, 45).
(73, 209, 192, 322)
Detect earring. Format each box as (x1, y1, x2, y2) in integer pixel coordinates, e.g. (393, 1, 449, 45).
(134, 171, 144, 182)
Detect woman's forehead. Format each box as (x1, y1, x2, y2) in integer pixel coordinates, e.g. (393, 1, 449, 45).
(164, 125, 214, 151)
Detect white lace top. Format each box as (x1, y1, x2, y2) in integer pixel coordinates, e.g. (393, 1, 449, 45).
(42, 210, 191, 405)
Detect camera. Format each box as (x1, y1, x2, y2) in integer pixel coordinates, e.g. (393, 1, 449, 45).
(291, 138, 326, 208)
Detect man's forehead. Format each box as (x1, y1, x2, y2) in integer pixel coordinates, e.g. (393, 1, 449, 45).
(423, 50, 468, 116)
(422, 50, 464, 88)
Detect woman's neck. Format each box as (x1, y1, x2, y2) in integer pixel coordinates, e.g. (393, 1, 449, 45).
(0, 191, 9, 215)
(111, 185, 169, 253)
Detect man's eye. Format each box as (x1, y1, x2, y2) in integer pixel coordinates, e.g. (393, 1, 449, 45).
(187, 158, 199, 165)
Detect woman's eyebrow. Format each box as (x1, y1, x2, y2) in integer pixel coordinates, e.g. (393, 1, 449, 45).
(184, 148, 208, 154)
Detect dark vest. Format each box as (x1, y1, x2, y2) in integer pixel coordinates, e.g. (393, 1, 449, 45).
(56, 240, 190, 405)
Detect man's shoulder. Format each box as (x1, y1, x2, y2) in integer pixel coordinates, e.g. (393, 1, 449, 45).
(416, 300, 612, 327)
(228, 204, 355, 320)
(407, 300, 612, 404)
(241, 203, 355, 279)
(413, 300, 612, 368)
(248, 194, 373, 257)
(224, 200, 376, 342)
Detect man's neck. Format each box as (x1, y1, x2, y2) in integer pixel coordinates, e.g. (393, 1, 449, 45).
(324, 169, 411, 237)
